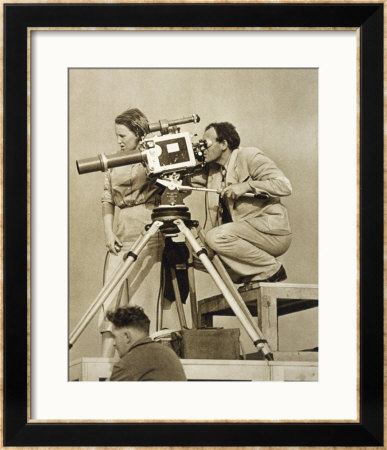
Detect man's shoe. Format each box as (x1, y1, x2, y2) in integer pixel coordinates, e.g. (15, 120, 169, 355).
(265, 265, 287, 283)
(240, 265, 287, 289)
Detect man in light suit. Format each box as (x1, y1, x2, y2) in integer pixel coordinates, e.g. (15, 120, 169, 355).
(193, 122, 292, 283)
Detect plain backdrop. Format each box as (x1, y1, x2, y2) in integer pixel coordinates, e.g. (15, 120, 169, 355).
(69, 68, 318, 361)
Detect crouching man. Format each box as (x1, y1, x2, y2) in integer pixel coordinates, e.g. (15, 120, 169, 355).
(194, 122, 292, 284)
(107, 305, 187, 381)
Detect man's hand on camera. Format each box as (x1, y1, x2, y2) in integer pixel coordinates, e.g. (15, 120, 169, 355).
(105, 232, 123, 255)
(221, 182, 251, 200)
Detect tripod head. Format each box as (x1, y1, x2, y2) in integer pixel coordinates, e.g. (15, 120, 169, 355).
(150, 173, 198, 234)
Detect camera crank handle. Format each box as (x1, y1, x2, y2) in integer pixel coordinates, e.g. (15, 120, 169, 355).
(183, 185, 270, 199)
(156, 180, 270, 200)
(245, 192, 270, 200)
(234, 192, 270, 200)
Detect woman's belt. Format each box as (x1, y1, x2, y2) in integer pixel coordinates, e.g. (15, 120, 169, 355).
(119, 200, 156, 208)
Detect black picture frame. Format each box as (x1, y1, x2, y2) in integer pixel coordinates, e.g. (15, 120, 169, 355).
(4, 2, 383, 446)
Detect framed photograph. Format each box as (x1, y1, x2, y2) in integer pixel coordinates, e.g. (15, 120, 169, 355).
(3, 2, 383, 447)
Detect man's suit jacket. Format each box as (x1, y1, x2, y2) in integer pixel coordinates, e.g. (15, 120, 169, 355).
(192, 146, 292, 235)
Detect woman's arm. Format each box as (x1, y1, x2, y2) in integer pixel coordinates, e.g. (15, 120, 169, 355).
(101, 171, 122, 255)
(102, 202, 122, 255)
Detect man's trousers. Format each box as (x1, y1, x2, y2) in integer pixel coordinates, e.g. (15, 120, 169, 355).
(204, 220, 292, 281)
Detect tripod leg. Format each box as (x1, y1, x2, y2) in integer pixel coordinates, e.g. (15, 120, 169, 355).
(187, 250, 198, 328)
(69, 221, 163, 349)
(175, 219, 273, 361)
(197, 228, 271, 345)
(196, 228, 258, 333)
(170, 267, 188, 329)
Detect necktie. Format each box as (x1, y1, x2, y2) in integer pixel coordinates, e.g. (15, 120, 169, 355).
(218, 166, 232, 224)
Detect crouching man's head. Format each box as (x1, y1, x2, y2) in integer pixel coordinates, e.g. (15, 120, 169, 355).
(106, 306, 150, 357)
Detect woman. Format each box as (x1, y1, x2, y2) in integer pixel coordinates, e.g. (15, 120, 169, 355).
(99, 108, 164, 357)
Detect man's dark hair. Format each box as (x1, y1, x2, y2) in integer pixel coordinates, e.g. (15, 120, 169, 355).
(106, 305, 150, 334)
(205, 122, 241, 150)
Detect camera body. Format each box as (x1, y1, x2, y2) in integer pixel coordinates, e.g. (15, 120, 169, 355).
(141, 131, 205, 176)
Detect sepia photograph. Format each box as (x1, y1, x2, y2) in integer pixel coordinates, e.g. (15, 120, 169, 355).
(68, 68, 318, 382)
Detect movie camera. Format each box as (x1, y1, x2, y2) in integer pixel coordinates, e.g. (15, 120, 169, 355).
(76, 114, 208, 177)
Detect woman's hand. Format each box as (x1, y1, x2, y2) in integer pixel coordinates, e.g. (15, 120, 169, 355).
(221, 182, 250, 200)
(102, 203, 122, 255)
(105, 232, 123, 255)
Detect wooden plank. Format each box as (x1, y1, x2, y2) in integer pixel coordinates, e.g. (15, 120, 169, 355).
(259, 283, 318, 300)
(273, 351, 318, 362)
(182, 359, 271, 381)
(259, 282, 318, 289)
(271, 364, 318, 381)
(257, 290, 279, 351)
(246, 351, 318, 362)
(198, 285, 318, 315)
(198, 294, 256, 316)
(69, 357, 318, 382)
(69, 357, 116, 381)
(199, 297, 317, 318)
(198, 294, 229, 315)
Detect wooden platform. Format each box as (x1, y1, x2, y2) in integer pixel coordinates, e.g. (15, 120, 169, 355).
(69, 356, 318, 382)
(198, 282, 318, 351)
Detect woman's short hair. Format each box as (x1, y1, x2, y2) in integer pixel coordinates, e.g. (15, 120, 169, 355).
(115, 108, 149, 139)
(205, 122, 241, 150)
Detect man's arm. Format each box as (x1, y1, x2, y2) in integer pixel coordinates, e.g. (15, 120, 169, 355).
(246, 151, 292, 197)
(221, 149, 291, 200)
